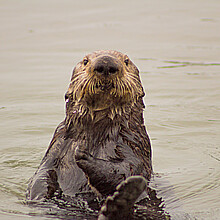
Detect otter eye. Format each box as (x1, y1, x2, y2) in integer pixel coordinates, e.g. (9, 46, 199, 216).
(124, 58, 129, 66)
(83, 58, 88, 66)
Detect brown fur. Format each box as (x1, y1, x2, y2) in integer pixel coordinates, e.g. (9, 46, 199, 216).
(27, 50, 152, 201)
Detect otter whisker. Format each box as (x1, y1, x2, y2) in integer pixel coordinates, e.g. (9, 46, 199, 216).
(71, 71, 98, 102)
(80, 74, 94, 99)
(116, 79, 123, 97)
(120, 78, 131, 94)
(126, 73, 143, 89)
(122, 79, 136, 101)
(71, 71, 87, 83)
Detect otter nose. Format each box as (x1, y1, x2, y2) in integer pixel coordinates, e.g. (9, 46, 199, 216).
(94, 56, 119, 76)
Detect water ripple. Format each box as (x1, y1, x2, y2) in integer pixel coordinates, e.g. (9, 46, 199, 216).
(158, 60, 220, 69)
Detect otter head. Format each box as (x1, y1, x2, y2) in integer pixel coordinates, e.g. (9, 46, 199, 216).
(65, 50, 144, 118)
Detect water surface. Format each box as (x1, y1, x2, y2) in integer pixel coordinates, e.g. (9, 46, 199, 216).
(0, 0, 220, 219)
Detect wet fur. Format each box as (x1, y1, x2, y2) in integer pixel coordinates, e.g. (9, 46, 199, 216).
(27, 50, 152, 203)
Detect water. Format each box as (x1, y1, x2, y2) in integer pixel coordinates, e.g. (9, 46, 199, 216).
(0, 0, 220, 219)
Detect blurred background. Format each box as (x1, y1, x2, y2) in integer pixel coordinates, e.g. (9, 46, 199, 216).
(0, 0, 219, 219)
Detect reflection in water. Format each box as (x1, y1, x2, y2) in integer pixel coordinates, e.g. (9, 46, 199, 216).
(25, 184, 170, 220)
(158, 60, 220, 69)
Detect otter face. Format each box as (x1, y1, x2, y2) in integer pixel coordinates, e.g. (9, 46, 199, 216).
(66, 50, 144, 111)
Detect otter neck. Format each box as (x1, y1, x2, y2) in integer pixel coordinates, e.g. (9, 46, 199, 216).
(64, 103, 132, 155)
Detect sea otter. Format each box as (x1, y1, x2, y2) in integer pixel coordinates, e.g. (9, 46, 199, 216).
(27, 50, 154, 219)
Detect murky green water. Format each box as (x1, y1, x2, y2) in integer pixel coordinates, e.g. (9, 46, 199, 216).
(0, 0, 220, 219)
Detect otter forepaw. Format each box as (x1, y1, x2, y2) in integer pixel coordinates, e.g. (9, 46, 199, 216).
(75, 145, 93, 171)
(98, 176, 147, 220)
(75, 146, 89, 161)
